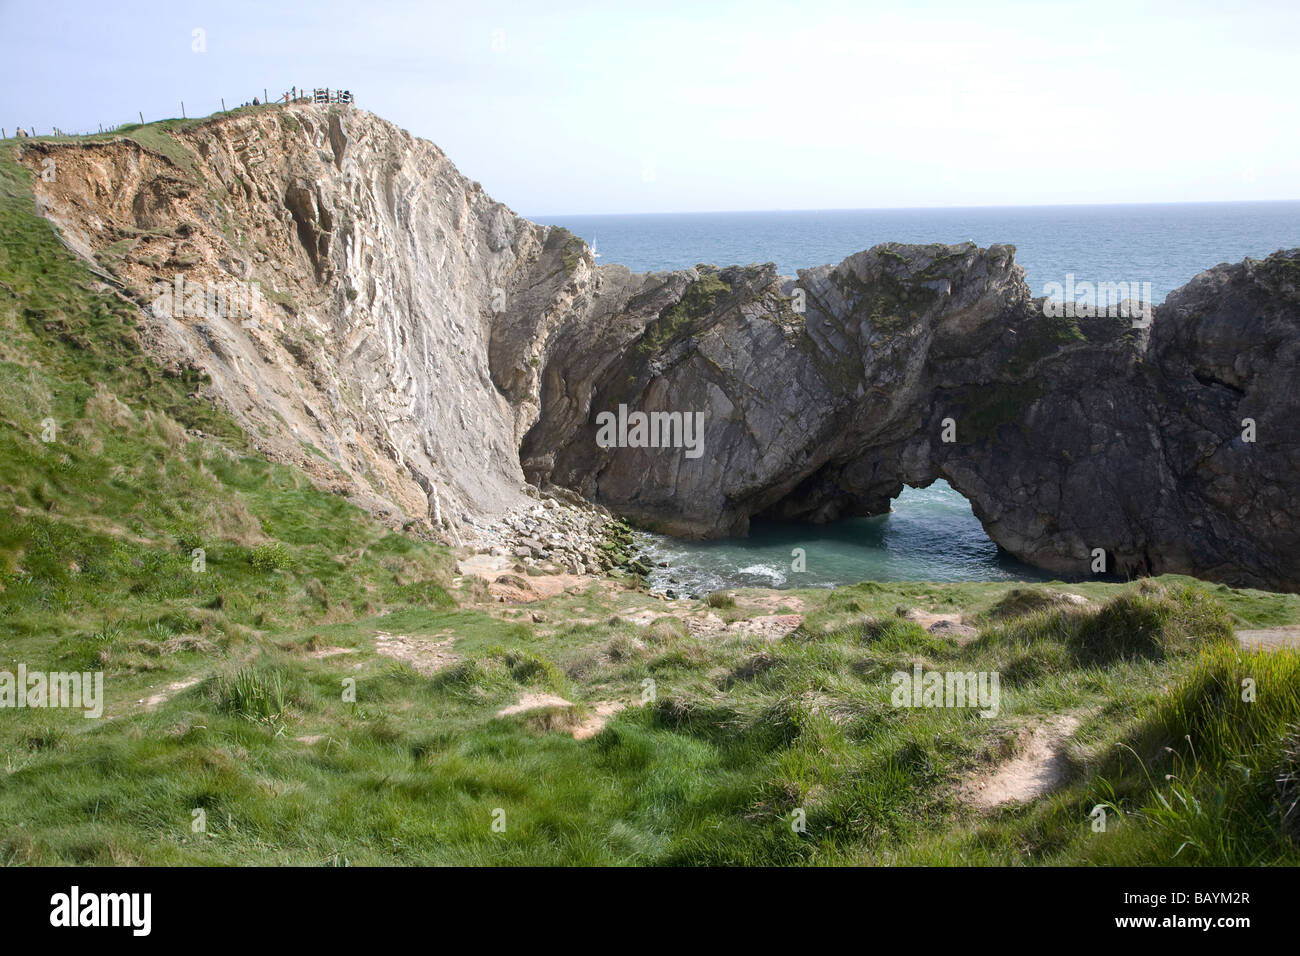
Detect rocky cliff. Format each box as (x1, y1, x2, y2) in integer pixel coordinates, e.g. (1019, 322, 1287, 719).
(18, 105, 620, 571)
(527, 243, 1300, 590)
(14, 104, 1299, 590)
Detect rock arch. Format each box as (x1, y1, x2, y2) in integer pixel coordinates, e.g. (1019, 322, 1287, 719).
(522, 244, 1300, 592)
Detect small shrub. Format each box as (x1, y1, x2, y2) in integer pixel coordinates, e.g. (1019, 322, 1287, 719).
(987, 587, 1087, 620)
(497, 648, 563, 687)
(249, 542, 290, 572)
(642, 616, 687, 646)
(175, 526, 205, 553)
(1070, 581, 1232, 664)
(304, 577, 330, 609)
(214, 668, 287, 721)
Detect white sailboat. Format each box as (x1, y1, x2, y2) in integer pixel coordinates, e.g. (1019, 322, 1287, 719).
(591, 236, 601, 258)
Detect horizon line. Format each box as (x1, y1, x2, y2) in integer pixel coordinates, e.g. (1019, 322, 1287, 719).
(524, 197, 1300, 220)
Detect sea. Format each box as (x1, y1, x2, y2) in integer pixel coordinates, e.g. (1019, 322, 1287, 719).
(537, 202, 1300, 593)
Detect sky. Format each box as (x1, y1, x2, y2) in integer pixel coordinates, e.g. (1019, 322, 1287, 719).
(1, 0, 1296, 216)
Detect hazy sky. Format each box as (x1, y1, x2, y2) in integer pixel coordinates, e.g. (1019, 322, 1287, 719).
(2, 0, 1296, 215)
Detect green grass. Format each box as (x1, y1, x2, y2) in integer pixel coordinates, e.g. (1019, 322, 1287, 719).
(706, 590, 736, 609)
(637, 271, 731, 352)
(548, 226, 588, 275)
(1080, 644, 1300, 864)
(3, 559, 1296, 864)
(835, 253, 944, 336)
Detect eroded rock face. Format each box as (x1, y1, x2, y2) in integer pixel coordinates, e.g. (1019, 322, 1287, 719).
(525, 243, 1032, 535)
(20, 106, 581, 542)
(524, 245, 1300, 591)
(17, 107, 1300, 590)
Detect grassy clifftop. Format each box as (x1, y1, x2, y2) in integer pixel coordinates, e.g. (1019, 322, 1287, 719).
(2, 140, 1300, 866)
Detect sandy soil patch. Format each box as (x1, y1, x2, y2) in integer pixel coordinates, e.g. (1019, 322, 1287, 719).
(900, 609, 979, 641)
(743, 593, 806, 614)
(687, 613, 803, 641)
(374, 631, 458, 675)
(572, 700, 627, 740)
(496, 692, 573, 717)
(141, 676, 202, 710)
(927, 619, 980, 641)
(1237, 626, 1300, 650)
(619, 609, 667, 627)
(497, 694, 629, 740)
(963, 714, 1081, 808)
(486, 571, 596, 603)
(458, 554, 596, 602)
(456, 553, 515, 579)
(306, 645, 357, 659)
(904, 609, 962, 629)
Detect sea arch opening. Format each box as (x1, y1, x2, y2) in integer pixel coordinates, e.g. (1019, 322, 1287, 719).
(640, 479, 1052, 595)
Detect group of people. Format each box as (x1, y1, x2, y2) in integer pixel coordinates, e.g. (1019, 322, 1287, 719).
(282, 86, 354, 105)
(222, 85, 358, 112)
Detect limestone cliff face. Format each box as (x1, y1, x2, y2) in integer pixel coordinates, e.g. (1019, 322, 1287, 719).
(20, 105, 593, 545)
(16, 105, 1300, 590)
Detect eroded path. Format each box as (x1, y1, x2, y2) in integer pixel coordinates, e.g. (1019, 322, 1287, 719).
(963, 715, 1081, 808)
(373, 631, 458, 675)
(1237, 626, 1300, 650)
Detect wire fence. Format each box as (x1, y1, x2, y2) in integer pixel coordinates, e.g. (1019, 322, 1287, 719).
(3, 87, 354, 141)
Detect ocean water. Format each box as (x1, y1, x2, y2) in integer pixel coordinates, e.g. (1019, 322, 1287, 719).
(540, 202, 1300, 591)
(543, 202, 1300, 301)
(637, 479, 1058, 597)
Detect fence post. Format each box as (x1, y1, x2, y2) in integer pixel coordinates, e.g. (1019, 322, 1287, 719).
(222, 98, 226, 112)
(181, 101, 185, 118)
(139, 112, 144, 125)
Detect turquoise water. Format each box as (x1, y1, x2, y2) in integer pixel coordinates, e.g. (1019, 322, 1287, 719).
(541, 203, 1300, 588)
(640, 480, 1056, 595)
